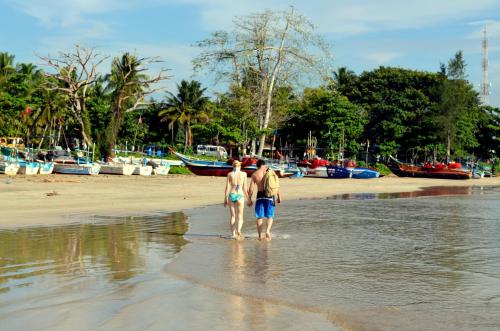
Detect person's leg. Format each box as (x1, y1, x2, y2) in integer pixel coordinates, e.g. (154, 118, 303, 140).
(255, 199, 264, 240)
(265, 218, 273, 240)
(256, 218, 264, 240)
(264, 200, 275, 240)
(236, 199, 244, 239)
(229, 202, 237, 238)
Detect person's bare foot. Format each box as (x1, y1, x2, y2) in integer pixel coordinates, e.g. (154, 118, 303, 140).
(265, 232, 271, 241)
(236, 233, 244, 240)
(258, 235, 263, 241)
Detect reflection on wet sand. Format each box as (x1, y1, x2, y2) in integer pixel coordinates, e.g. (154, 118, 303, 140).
(326, 185, 478, 200)
(0, 212, 187, 294)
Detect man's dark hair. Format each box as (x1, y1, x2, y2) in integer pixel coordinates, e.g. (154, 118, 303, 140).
(256, 159, 266, 168)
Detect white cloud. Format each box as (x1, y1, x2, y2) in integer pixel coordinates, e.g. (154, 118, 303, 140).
(7, 0, 500, 35)
(364, 51, 402, 64)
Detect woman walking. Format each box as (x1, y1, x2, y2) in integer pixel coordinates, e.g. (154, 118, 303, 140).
(224, 160, 249, 239)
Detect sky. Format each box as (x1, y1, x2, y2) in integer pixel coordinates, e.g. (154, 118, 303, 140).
(1, 0, 500, 106)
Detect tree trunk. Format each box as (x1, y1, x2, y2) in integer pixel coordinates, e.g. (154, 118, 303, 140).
(38, 125, 48, 149)
(184, 123, 189, 153)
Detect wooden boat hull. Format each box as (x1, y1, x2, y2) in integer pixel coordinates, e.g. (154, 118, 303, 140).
(388, 158, 471, 180)
(38, 162, 54, 175)
(0, 161, 19, 175)
(99, 163, 135, 175)
(53, 163, 100, 175)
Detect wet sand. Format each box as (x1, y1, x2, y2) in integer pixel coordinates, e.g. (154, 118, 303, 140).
(1, 174, 499, 226)
(1, 175, 500, 330)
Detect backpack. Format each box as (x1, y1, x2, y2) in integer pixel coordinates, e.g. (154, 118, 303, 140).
(263, 168, 280, 197)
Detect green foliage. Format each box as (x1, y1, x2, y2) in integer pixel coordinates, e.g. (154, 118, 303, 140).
(168, 166, 193, 175)
(284, 87, 366, 157)
(346, 66, 442, 157)
(158, 80, 209, 152)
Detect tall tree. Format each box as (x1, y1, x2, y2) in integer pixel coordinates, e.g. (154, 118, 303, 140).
(194, 8, 331, 156)
(103, 53, 168, 158)
(438, 51, 479, 161)
(38, 45, 108, 147)
(158, 80, 209, 152)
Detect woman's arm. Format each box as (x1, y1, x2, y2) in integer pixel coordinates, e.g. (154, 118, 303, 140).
(242, 173, 249, 200)
(224, 173, 231, 207)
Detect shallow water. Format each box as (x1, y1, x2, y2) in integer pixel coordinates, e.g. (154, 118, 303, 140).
(1, 186, 499, 330)
(167, 186, 500, 330)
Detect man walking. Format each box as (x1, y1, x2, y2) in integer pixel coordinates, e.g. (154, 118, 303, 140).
(248, 160, 281, 240)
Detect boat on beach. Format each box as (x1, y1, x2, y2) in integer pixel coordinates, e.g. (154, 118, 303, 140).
(38, 162, 54, 175)
(132, 164, 153, 176)
(0, 160, 19, 175)
(17, 161, 40, 175)
(53, 163, 100, 175)
(298, 158, 379, 179)
(171, 150, 292, 178)
(388, 156, 471, 180)
(98, 162, 136, 175)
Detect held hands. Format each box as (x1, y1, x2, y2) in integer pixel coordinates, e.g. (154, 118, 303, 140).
(247, 199, 253, 207)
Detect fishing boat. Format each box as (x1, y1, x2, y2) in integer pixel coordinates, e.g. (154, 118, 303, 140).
(326, 164, 380, 179)
(0, 160, 19, 175)
(98, 162, 135, 175)
(298, 158, 379, 179)
(151, 160, 170, 175)
(171, 150, 292, 178)
(38, 162, 54, 175)
(49, 149, 100, 175)
(388, 156, 471, 180)
(132, 164, 153, 176)
(17, 161, 40, 175)
(53, 163, 100, 175)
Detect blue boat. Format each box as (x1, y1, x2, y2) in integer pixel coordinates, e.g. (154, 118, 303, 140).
(326, 165, 379, 179)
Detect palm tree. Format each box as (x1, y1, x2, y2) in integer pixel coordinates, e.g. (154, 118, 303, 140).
(0, 52, 15, 88)
(159, 80, 209, 152)
(104, 53, 146, 157)
(332, 67, 356, 94)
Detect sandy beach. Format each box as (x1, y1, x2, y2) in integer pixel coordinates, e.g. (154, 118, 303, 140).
(1, 174, 499, 226)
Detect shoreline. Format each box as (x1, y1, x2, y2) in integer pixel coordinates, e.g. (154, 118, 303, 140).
(1, 174, 499, 228)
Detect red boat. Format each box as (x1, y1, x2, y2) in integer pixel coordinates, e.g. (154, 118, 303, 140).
(388, 156, 471, 180)
(171, 150, 292, 178)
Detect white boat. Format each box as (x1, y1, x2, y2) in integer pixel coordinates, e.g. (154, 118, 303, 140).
(153, 164, 170, 175)
(99, 163, 135, 175)
(53, 163, 100, 175)
(0, 161, 19, 175)
(18, 161, 40, 175)
(38, 162, 54, 175)
(132, 165, 153, 176)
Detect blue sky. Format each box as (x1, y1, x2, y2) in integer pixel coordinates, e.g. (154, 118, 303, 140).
(1, 0, 500, 106)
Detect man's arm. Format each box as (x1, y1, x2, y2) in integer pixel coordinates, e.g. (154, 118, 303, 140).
(247, 175, 255, 206)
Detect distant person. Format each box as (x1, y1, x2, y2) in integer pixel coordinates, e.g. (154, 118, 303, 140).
(224, 160, 249, 239)
(248, 160, 281, 241)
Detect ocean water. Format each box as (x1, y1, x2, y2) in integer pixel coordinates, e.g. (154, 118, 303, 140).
(167, 185, 500, 330)
(1, 186, 499, 330)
